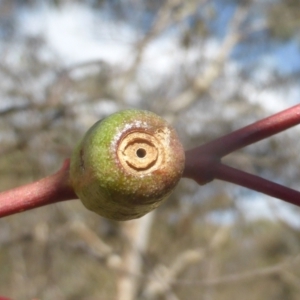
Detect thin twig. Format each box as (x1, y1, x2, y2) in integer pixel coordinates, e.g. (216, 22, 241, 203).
(0, 159, 76, 218)
(194, 104, 300, 157)
(183, 104, 300, 206)
(215, 164, 300, 207)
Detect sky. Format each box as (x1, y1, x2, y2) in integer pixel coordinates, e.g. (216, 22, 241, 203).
(15, 3, 299, 110)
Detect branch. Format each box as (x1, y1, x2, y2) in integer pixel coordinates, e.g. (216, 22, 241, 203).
(116, 214, 155, 300)
(169, 4, 248, 113)
(183, 104, 300, 206)
(215, 164, 300, 207)
(0, 104, 32, 117)
(171, 260, 288, 287)
(194, 104, 300, 157)
(0, 159, 76, 218)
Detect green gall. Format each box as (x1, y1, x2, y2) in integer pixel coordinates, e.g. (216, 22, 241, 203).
(70, 109, 185, 221)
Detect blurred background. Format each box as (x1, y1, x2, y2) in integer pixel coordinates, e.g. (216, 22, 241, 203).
(0, 0, 300, 299)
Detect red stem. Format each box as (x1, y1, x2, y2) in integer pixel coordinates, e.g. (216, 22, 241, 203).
(0, 159, 76, 218)
(191, 104, 300, 157)
(183, 104, 300, 207)
(215, 164, 300, 207)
